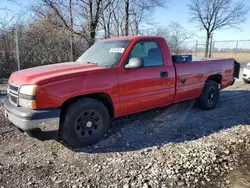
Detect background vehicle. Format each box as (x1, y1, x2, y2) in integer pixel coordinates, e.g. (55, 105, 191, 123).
(4, 36, 240, 147)
(242, 62, 250, 83)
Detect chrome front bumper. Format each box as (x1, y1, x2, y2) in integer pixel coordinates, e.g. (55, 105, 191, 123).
(4, 108, 60, 131)
(3, 96, 61, 139)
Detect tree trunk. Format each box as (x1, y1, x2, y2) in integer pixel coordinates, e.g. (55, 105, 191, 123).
(135, 22, 139, 36)
(88, 0, 101, 47)
(88, 0, 94, 47)
(125, 0, 129, 36)
(116, 20, 119, 36)
(89, 25, 96, 47)
(104, 26, 107, 39)
(107, 23, 110, 38)
(205, 31, 210, 58)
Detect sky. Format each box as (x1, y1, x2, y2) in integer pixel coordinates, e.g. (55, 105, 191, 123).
(1, 0, 250, 42)
(153, 0, 250, 42)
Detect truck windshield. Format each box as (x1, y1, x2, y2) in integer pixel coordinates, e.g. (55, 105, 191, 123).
(76, 40, 131, 67)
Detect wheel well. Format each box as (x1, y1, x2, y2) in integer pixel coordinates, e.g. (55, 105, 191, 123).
(61, 93, 114, 119)
(207, 74, 222, 85)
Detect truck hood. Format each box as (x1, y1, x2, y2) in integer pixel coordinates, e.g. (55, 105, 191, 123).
(9, 62, 105, 85)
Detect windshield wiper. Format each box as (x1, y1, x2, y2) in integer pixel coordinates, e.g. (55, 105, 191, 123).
(86, 61, 98, 65)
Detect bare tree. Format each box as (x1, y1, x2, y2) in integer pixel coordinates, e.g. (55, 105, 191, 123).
(100, 0, 115, 38)
(107, 0, 169, 37)
(0, 0, 23, 76)
(78, 0, 112, 45)
(33, 0, 83, 36)
(142, 22, 192, 54)
(0, 24, 16, 76)
(188, 0, 249, 57)
(129, 0, 169, 36)
(34, 0, 111, 47)
(166, 22, 193, 54)
(0, 0, 173, 78)
(84, 0, 101, 46)
(110, 0, 124, 37)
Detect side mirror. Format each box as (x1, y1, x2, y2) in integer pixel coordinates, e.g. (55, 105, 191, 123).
(125, 57, 143, 69)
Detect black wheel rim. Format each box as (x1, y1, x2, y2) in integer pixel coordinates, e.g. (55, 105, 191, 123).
(207, 88, 217, 105)
(74, 110, 102, 139)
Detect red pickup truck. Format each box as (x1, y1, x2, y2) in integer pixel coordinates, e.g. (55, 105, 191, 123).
(4, 36, 240, 147)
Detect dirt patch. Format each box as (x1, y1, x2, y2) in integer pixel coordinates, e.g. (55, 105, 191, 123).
(223, 153, 250, 188)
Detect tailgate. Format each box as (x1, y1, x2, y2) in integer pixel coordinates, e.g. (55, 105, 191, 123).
(234, 60, 240, 78)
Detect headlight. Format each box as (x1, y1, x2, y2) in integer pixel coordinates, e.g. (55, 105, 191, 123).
(19, 85, 37, 109)
(19, 85, 37, 95)
(19, 98, 36, 109)
(246, 64, 250, 69)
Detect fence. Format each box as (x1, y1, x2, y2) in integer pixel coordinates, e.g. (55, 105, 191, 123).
(1, 29, 250, 78)
(184, 40, 250, 62)
(0, 26, 85, 78)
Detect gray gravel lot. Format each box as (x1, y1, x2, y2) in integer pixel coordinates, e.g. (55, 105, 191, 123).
(0, 77, 249, 188)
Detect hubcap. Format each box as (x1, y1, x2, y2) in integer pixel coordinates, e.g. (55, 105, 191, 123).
(74, 110, 101, 138)
(86, 121, 93, 128)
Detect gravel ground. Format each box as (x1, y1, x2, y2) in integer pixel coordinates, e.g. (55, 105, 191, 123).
(0, 77, 250, 188)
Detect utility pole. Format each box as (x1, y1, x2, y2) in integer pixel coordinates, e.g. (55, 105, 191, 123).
(235, 40, 239, 58)
(15, 27, 20, 70)
(69, 33, 73, 62)
(69, 0, 74, 62)
(212, 41, 215, 58)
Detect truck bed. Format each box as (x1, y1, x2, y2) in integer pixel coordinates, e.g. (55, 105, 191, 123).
(173, 58, 235, 103)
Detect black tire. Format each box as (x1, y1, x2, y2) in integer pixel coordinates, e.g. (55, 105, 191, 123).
(197, 80, 220, 110)
(61, 98, 110, 148)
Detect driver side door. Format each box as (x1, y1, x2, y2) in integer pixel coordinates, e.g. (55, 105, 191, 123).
(117, 40, 175, 116)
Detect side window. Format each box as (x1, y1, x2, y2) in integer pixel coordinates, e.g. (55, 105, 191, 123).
(129, 40, 163, 67)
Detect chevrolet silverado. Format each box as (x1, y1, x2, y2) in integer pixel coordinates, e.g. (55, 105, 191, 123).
(4, 36, 240, 147)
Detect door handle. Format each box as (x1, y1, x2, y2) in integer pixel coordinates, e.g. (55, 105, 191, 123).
(180, 76, 187, 84)
(160, 71, 168, 78)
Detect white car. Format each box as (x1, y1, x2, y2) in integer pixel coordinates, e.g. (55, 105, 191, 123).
(242, 63, 250, 83)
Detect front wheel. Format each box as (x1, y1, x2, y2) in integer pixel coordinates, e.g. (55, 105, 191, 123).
(197, 80, 220, 110)
(61, 98, 110, 148)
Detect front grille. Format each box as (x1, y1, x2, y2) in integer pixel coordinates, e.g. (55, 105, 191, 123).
(9, 84, 19, 93)
(8, 83, 20, 106)
(10, 95, 18, 104)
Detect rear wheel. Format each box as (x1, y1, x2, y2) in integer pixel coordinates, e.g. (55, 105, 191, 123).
(61, 98, 110, 148)
(198, 80, 219, 110)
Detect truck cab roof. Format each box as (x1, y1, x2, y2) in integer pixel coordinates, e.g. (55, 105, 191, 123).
(104, 36, 165, 41)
